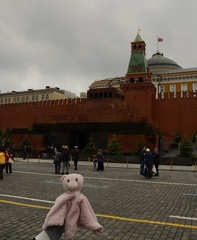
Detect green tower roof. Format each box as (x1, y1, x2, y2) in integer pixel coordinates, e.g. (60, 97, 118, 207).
(127, 33, 148, 74)
(134, 33, 143, 42)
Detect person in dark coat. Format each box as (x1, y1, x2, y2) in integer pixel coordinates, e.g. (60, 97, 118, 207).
(72, 146, 79, 170)
(97, 149, 104, 171)
(27, 145, 31, 159)
(23, 145, 28, 159)
(144, 148, 154, 178)
(54, 148, 61, 174)
(153, 147, 160, 176)
(61, 146, 71, 175)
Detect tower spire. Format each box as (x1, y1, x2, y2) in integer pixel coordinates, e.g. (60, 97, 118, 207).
(127, 31, 147, 74)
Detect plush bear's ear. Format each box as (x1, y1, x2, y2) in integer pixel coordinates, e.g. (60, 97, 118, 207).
(61, 175, 67, 183)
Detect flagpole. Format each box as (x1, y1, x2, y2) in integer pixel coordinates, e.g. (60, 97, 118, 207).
(157, 35, 158, 52)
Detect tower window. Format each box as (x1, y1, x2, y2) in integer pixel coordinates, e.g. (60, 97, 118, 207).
(139, 77, 143, 82)
(132, 66, 136, 71)
(138, 65, 142, 71)
(130, 78, 135, 83)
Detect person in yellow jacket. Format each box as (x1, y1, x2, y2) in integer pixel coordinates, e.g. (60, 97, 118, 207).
(0, 147, 6, 180)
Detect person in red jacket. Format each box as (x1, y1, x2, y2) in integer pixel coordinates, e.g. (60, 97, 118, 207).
(5, 147, 13, 175)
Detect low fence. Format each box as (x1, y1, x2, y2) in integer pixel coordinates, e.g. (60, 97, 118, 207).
(14, 154, 197, 172)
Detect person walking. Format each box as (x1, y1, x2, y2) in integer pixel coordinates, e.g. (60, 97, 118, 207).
(153, 147, 160, 176)
(97, 149, 104, 171)
(53, 148, 61, 174)
(61, 146, 71, 175)
(0, 147, 6, 180)
(72, 146, 79, 170)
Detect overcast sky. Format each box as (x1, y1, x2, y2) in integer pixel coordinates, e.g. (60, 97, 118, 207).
(0, 0, 196, 97)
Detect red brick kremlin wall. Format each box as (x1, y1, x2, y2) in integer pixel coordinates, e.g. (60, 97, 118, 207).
(152, 91, 197, 143)
(1, 89, 197, 152)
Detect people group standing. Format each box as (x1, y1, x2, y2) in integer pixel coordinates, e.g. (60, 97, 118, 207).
(140, 146, 160, 178)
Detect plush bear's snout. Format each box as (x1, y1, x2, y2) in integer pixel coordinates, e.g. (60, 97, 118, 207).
(67, 181, 79, 192)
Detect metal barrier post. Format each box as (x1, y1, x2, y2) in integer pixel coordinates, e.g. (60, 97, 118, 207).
(170, 159, 172, 171)
(107, 158, 108, 168)
(38, 154, 40, 163)
(88, 157, 90, 166)
(127, 160, 128, 169)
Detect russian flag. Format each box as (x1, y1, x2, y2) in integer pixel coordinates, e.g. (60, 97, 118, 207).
(158, 37, 163, 42)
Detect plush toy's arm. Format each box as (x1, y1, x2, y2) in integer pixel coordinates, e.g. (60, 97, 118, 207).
(79, 195, 103, 236)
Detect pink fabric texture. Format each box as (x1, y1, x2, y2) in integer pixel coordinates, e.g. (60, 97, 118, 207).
(42, 174, 103, 240)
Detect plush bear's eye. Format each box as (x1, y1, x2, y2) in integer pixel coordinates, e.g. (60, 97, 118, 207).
(67, 179, 70, 182)
(75, 178, 78, 181)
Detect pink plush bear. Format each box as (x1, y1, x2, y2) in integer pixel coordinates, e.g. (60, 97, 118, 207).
(33, 174, 103, 240)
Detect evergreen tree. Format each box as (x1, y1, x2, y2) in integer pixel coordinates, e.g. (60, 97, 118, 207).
(192, 130, 197, 143)
(133, 138, 146, 155)
(3, 128, 11, 146)
(20, 138, 30, 150)
(106, 135, 121, 155)
(179, 137, 193, 157)
(83, 137, 97, 156)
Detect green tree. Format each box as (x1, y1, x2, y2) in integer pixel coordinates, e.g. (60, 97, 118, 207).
(83, 137, 97, 156)
(192, 130, 197, 143)
(3, 128, 11, 146)
(179, 137, 193, 157)
(20, 138, 30, 150)
(133, 138, 146, 155)
(106, 135, 121, 155)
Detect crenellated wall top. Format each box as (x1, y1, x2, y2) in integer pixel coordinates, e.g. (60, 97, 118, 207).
(0, 97, 87, 108)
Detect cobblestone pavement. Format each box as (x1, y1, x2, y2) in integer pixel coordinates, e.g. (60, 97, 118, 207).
(0, 161, 197, 240)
